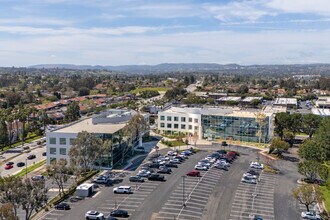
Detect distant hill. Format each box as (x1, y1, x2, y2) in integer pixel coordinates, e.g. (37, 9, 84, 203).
(29, 63, 330, 75)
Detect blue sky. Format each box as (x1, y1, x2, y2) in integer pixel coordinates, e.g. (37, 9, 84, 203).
(0, 0, 329, 66)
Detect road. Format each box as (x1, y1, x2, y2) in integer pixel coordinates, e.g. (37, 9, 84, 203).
(0, 142, 47, 177)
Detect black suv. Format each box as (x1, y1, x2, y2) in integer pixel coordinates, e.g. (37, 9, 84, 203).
(129, 176, 145, 182)
(148, 174, 165, 181)
(164, 162, 178, 168)
(27, 154, 36, 160)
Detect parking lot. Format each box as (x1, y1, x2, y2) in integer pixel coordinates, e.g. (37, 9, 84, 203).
(156, 167, 225, 220)
(229, 172, 277, 220)
(37, 145, 303, 220)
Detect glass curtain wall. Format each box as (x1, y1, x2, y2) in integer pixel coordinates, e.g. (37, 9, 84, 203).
(201, 115, 269, 143)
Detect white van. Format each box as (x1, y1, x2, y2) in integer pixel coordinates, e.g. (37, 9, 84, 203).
(113, 186, 132, 194)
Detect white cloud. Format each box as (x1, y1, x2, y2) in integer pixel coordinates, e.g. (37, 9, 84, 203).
(0, 29, 329, 66)
(0, 25, 163, 35)
(204, 1, 276, 22)
(0, 17, 74, 26)
(267, 0, 330, 15)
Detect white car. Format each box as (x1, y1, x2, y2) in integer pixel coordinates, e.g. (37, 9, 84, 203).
(241, 177, 257, 184)
(137, 170, 150, 177)
(198, 161, 210, 168)
(243, 173, 257, 179)
(216, 160, 230, 167)
(85, 210, 104, 220)
(167, 151, 176, 156)
(250, 162, 264, 169)
(195, 164, 208, 171)
(113, 186, 132, 194)
(301, 211, 322, 220)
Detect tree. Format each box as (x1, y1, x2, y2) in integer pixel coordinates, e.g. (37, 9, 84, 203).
(0, 116, 9, 149)
(20, 178, 48, 220)
(298, 140, 326, 162)
(192, 132, 198, 146)
(298, 160, 319, 181)
(302, 114, 322, 139)
(64, 101, 80, 122)
(69, 131, 103, 172)
(250, 99, 262, 107)
(0, 176, 23, 218)
(318, 164, 330, 182)
(255, 112, 266, 143)
(269, 137, 289, 156)
(78, 87, 90, 96)
(274, 112, 292, 140)
(0, 203, 17, 220)
(293, 184, 322, 212)
(238, 85, 249, 94)
(46, 159, 71, 198)
(39, 110, 50, 135)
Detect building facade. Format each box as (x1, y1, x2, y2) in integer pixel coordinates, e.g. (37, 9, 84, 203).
(46, 109, 148, 168)
(158, 107, 274, 143)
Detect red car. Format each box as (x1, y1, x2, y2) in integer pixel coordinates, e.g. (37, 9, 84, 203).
(186, 170, 201, 177)
(4, 164, 13, 170)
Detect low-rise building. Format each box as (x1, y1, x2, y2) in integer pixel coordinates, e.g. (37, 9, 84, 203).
(315, 97, 330, 108)
(311, 108, 330, 117)
(46, 109, 148, 168)
(273, 98, 297, 109)
(217, 96, 242, 104)
(158, 106, 274, 143)
(241, 97, 263, 105)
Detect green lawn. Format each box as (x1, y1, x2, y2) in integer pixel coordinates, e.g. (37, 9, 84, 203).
(169, 140, 186, 147)
(130, 87, 168, 94)
(14, 159, 46, 177)
(321, 186, 330, 212)
(1, 133, 42, 152)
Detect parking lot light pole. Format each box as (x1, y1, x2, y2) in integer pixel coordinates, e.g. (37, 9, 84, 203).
(182, 176, 186, 207)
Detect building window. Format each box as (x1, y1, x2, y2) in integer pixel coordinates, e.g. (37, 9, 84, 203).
(49, 137, 56, 145)
(167, 123, 172, 128)
(181, 117, 186, 122)
(181, 124, 186, 129)
(160, 116, 165, 121)
(50, 148, 56, 155)
(174, 124, 179, 129)
(60, 148, 66, 155)
(59, 138, 66, 145)
(189, 125, 192, 130)
(174, 117, 178, 121)
(69, 138, 75, 145)
(189, 117, 193, 122)
(194, 126, 198, 130)
(50, 157, 56, 164)
(167, 116, 172, 121)
(160, 123, 165, 128)
(194, 118, 198, 123)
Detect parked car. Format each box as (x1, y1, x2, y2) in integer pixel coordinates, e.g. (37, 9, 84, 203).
(247, 170, 260, 176)
(110, 209, 129, 218)
(42, 152, 47, 156)
(253, 215, 263, 220)
(250, 162, 264, 169)
(194, 165, 208, 171)
(164, 162, 178, 168)
(70, 196, 84, 202)
(301, 211, 322, 220)
(214, 164, 228, 171)
(148, 174, 165, 181)
(105, 216, 118, 220)
(113, 186, 132, 194)
(167, 151, 176, 156)
(4, 164, 13, 170)
(17, 162, 25, 167)
(186, 170, 201, 177)
(94, 176, 111, 184)
(217, 150, 227, 154)
(137, 170, 151, 177)
(170, 159, 181, 164)
(55, 202, 70, 210)
(197, 162, 210, 168)
(148, 163, 161, 168)
(6, 161, 14, 166)
(27, 154, 36, 160)
(157, 167, 172, 174)
(243, 173, 257, 179)
(241, 177, 257, 184)
(129, 176, 145, 182)
(32, 175, 45, 181)
(85, 210, 104, 220)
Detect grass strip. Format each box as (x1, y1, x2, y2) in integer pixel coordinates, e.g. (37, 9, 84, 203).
(14, 159, 46, 177)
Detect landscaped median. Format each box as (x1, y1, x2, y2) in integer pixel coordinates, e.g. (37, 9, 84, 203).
(320, 186, 330, 213)
(13, 159, 46, 177)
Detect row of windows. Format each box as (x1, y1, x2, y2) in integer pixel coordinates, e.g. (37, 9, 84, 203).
(160, 116, 198, 123)
(49, 137, 75, 145)
(160, 123, 198, 130)
(49, 147, 67, 155)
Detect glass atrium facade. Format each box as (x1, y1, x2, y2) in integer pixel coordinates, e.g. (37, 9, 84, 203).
(201, 115, 270, 143)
